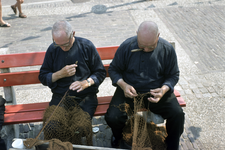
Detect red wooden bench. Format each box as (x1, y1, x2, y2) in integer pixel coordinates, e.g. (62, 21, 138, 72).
(0, 45, 186, 125)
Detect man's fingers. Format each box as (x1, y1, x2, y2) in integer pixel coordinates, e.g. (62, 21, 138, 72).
(77, 87, 83, 92)
(130, 87, 137, 96)
(70, 83, 79, 90)
(148, 97, 158, 103)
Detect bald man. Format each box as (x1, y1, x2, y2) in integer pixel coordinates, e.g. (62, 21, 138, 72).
(105, 21, 184, 150)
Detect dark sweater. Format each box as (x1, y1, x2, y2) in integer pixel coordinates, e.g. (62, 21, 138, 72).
(39, 36, 106, 103)
(108, 36, 179, 93)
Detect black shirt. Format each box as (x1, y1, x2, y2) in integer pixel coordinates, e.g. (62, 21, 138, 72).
(108, 36, 179, 93)
(39, 36, 106, 99)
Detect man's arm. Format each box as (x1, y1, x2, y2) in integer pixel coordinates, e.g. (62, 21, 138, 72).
(162, 44, 179, 93)
(70, 42, 106, 92)
(148, 44, 179, 103)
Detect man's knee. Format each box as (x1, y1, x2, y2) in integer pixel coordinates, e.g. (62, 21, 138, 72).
(176, 108, 185, 122)
(105, 108, 127, 128)
(104, 111, 118, 126)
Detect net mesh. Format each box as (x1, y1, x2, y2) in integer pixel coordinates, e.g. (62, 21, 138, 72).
(122, 93, 168, 150)
(23, 90, 93, 150)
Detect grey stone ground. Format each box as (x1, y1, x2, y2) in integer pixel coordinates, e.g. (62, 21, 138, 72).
(1, 0, 225, 149)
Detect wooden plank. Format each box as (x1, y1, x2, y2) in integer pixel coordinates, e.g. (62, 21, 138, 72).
(96, 46, 118, 60)
(0, 71, 40, 87)
(5, 91, 182, 114)
(5, 97, 113, 114)
(4, 95, 185, 125)
(0, 64, 110, 87)
(174, 89, 181, 97)
(177, 97, 186, 107)
(4, 110, 44, 125)
(0, 52, 45, 69)
(5, 102, 49, 114)
(0, 46, 118, 69)
(3, 104, 110, 125)
(105, 64, 109, 77)
(4, 91, 183, 114)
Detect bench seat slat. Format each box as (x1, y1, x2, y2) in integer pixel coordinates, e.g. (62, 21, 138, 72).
(3, 95, 185, 125)
(4, 91, 185, 125)
(177, 97, 186, 107)
(4, 91, 182, 114)
(5, 96, 114, 114)
(3, 105, 109, 125)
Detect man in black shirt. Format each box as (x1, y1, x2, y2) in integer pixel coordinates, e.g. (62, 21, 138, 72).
(105, 21, 184, 150)
(39, 20, 106, 118)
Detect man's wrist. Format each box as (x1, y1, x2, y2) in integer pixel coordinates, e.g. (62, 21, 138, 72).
(87, 78, 91, 87)
(161, 85, 170, 95)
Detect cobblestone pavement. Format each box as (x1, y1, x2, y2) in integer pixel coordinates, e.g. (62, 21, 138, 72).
(1, 0, 225, 149)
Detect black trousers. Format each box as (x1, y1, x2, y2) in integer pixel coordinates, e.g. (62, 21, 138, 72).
(104, 87, 185, 150)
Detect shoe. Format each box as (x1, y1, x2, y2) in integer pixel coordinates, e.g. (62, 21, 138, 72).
(19, 13, 27, 18)
(111, 135, 121, 148)
(0, 23, 11, 27)
(11, 5, 17, 14)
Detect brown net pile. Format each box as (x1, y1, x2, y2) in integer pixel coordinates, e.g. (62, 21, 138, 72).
(23, 90, 93, 150)
(122, 93, 167, 150)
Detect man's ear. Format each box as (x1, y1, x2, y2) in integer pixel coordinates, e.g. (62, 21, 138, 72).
(73, 31, 75, 36)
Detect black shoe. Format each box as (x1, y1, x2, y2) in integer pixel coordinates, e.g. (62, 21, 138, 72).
(111, 135, 121, 148)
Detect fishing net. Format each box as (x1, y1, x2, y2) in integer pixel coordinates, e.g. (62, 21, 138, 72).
(122, 93, 168, 150)
(23, 90, 93, 150)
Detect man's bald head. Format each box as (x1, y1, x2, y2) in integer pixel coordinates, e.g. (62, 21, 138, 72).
(137, 21, 160, 52)
(137, 21, 158, 40)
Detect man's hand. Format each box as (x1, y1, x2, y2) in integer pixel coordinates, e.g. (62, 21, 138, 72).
(69, 80, 88, 92)
(148, 88, 163, 103)
(60, 64, 77, 78)
(123, 84, 138, 98)
(148, 85, 170, 103)
(117, 79, 138, 99)
(52, 64, 77, 82)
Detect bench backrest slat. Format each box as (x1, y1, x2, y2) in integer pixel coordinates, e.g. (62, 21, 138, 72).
(96, 46, 118, 60)
(0, 46, 119, 69)
(0, 52, 46, 69)
(0, 64, 110, 87)
(0, 71, 40, 86)
(0, 46, 117, 87)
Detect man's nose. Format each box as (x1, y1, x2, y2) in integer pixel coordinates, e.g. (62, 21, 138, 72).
(144, 47, 149, 51)
(61, 46, 66, 51)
